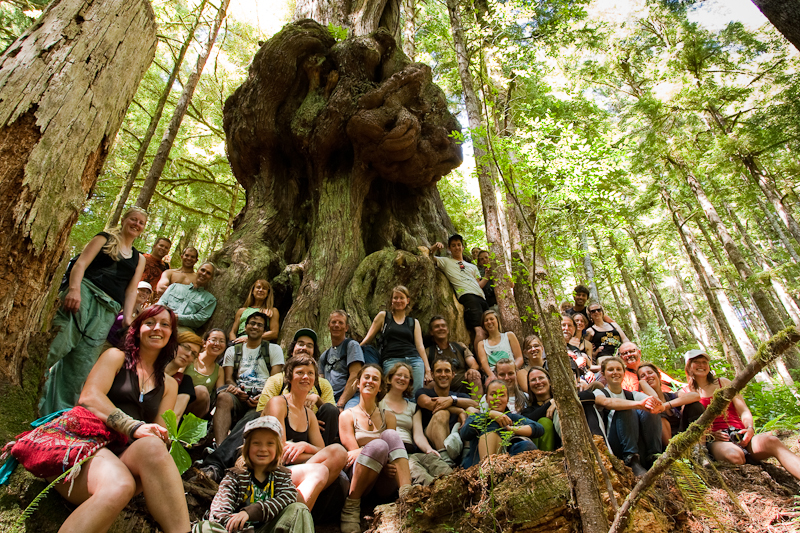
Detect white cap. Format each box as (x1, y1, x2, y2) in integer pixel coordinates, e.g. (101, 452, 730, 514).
(684, 349, 709, 365)
(138, 281, 153, 291)
(243, 415, 283, 439)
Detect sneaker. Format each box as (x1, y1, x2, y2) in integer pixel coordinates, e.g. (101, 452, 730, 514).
(444, 432, 463, 461)
(624, 454, 647, 477)
(398, 484, 413, 500)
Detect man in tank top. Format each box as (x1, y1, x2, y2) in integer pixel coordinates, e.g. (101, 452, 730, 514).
(155, 246, 198, 297)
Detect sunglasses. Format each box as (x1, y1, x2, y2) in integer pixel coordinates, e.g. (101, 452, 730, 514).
(589, 308, 603, 314)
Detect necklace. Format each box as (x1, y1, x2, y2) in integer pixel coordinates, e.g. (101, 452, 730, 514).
(359, 403, 377, 428)
(138, 366, 154, 403)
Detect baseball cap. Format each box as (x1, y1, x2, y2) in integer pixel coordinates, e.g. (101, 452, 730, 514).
(293, 328, 318, 346)
(138, 281, 153, 291)
(243, 415, 283, 439)
(684, 349, 709, 365)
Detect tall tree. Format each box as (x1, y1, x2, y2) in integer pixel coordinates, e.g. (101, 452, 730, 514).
(750, 0, 800, 52)
(0, 0, 156, 385)
(108, 0, 208, 226)
(135, 0, 231, 210)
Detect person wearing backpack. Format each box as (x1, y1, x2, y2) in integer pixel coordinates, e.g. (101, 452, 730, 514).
(592, 356, 663, 476)
(360, 286, 432, 395)
(214, 312, 285, 447)
(319, 310, 365, 411)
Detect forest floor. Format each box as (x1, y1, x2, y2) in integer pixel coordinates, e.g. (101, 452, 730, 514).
(0, 433, 798, 532)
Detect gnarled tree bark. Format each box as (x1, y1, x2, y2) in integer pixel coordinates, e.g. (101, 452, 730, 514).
(0, 0, 156, 390)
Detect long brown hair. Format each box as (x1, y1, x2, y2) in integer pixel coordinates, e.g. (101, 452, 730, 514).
(243, 279, 274, 310)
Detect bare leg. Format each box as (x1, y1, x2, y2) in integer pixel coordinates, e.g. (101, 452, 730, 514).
(213, 392, 236, 445)
(478, 432, 501, 460)
(391, 457, 411, 486)
(750, 433, 800, 480)
(119, 437, 191, 533)
(305, 444, 348, 489)
(709, 441, 746, 465)
(661, 418, 672, 447)
(187, 386, 211, 417)
(349, 462, 381, 499)
(290, 463, 329, 509)
(425, 410, 451, 450)
(54, 449, 136, 533)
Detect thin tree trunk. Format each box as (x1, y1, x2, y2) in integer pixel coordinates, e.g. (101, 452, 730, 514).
(609, 232, 648, 331)
(135, 0, 231, 210)
(627, 225, 676, 350)
(665, 254, 711, 348)
(401, 0, 415, 59)
(593, 229, 633, 336)
(673, 157, 800, 372)
(445, 0, 520, 338)
(754, 190, 800, 263)
(0, 0, 156, 386)
(662, 186, 753, 375)
(108, 0, 208, 226)
(578, 220, 600, 303)
(741, 154, 800, 245)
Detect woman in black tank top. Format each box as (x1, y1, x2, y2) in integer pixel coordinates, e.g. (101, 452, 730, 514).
(54, 305, 190, 533)
(266, 355, 348, 510)
(359, 285, 432, 394)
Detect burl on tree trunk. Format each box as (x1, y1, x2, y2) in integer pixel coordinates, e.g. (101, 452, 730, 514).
(209, 20, 464, 347)
(0, 0, 156, 399)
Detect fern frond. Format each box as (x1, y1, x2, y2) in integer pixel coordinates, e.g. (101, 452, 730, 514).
(669, 459, 729, 531)
(17, 456, 92, 526)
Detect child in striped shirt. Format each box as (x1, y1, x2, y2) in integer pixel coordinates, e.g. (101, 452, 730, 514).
(194, 416, 314, 533)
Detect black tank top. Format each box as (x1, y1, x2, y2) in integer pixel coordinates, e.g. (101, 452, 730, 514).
(589, 324, 623, 358)
(83, 232, 140, 305)
(381, 311, 418, 361)
(107, 365, 164, 423)
(283, 396, 309, 442)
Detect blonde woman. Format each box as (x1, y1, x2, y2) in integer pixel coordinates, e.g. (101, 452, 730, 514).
(41, 207, 148, 415)
(230, 278, 280, 343)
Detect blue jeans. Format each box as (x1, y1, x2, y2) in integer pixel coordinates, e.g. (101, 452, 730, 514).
(382, 356, 425, 396)
(344, 392, 360, 410)
(608, 409, 663, 466)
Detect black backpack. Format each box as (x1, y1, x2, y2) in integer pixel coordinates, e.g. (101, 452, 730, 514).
(321, 337, 356, 378)
(232, 340, 271, 381)
(596, 388, 634, 428)
(377, 311, 414, 355)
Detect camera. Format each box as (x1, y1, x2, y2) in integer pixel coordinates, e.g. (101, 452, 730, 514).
(722, 427, 744, 444)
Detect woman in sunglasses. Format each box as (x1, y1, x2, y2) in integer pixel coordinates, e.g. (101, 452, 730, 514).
(585, 303, 629, 361)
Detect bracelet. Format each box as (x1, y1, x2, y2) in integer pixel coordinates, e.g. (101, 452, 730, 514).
(107, 408, 144, 439)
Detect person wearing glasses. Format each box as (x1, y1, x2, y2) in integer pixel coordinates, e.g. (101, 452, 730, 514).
(164, 330, 204, 420)
(213, 312, 285, 447)
(429, 234, 490, 343)
(585, 303, 629, 361)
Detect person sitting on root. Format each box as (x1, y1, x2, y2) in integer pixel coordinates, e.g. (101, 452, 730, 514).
(415, 359, 479, 463)
(637, 362, 701, 447)
(339, 364, 412, 533)
(183, 328, 226, 418)
(195, 416, 314, 533)
(319, 310, 364, 411)
(164, 330, 203, 420)
(476, 309, 523, 384)
(460, 379, 543, 467)
(426, 315, 482, 398)
(593, 357, 663, 476)
(569, 313, 594, 367)
(561, 314, 592, 373)
(479, 358, 527, 413)
(360, 285, 432, 394)
(682, 350, 800, 480)
(230, 278, 280, 344)
(516, 334, 583, 392)
(57, 305, 189, 533)
(518, 366, 560, 451)
(266, 356, 348, 514)
(380, 362, 453, 486)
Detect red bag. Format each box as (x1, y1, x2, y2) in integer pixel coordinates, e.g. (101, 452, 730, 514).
(2, 406, 128, 480)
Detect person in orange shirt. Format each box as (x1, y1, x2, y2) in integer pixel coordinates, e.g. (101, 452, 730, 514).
(618, 342, 681, 393)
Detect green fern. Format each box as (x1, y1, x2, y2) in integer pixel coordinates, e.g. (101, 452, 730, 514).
(669, 459, 729, 531)
(16, 456, 92, 527)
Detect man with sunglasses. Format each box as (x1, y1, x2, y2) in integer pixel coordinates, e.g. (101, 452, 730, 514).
(429, 234, 490, 343)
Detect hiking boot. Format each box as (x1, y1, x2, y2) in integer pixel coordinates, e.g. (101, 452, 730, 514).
(398, 484, 413, 500)
(199, 464, 222, 483)
(624, 454, 647, 477)
(340, 497, 361, 533)
(444, 431, 463, 462)
(438, 448, 456, 468)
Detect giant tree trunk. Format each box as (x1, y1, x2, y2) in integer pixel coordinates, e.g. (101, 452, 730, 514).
(0, 0, 156, 391)
(750, 0, 800, 52)
(135, 0, 230, 210)
(206, 20, 463, 348)
(108, 0, 208, 226)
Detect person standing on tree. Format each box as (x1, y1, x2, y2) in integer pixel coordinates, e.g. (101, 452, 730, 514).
(230, 279, 281, 343)
(157, 261, 217, 331)
(155, 246, 198, 297)
(426, 315, 482, 397)
(429, 235, 490, 344)
(40, 207, 148, 415)
(141, 237, 171, 289)
(319, 310, 365, 411)
(360, 286, 432, 394)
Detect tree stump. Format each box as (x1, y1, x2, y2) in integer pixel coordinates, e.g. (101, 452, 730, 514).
(207, 19, 463, 348)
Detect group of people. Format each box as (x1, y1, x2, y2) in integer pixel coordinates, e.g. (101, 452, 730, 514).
(28, 221, 800, 533)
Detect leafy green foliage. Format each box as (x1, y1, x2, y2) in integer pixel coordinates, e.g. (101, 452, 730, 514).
(163, 410, 208, 475)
